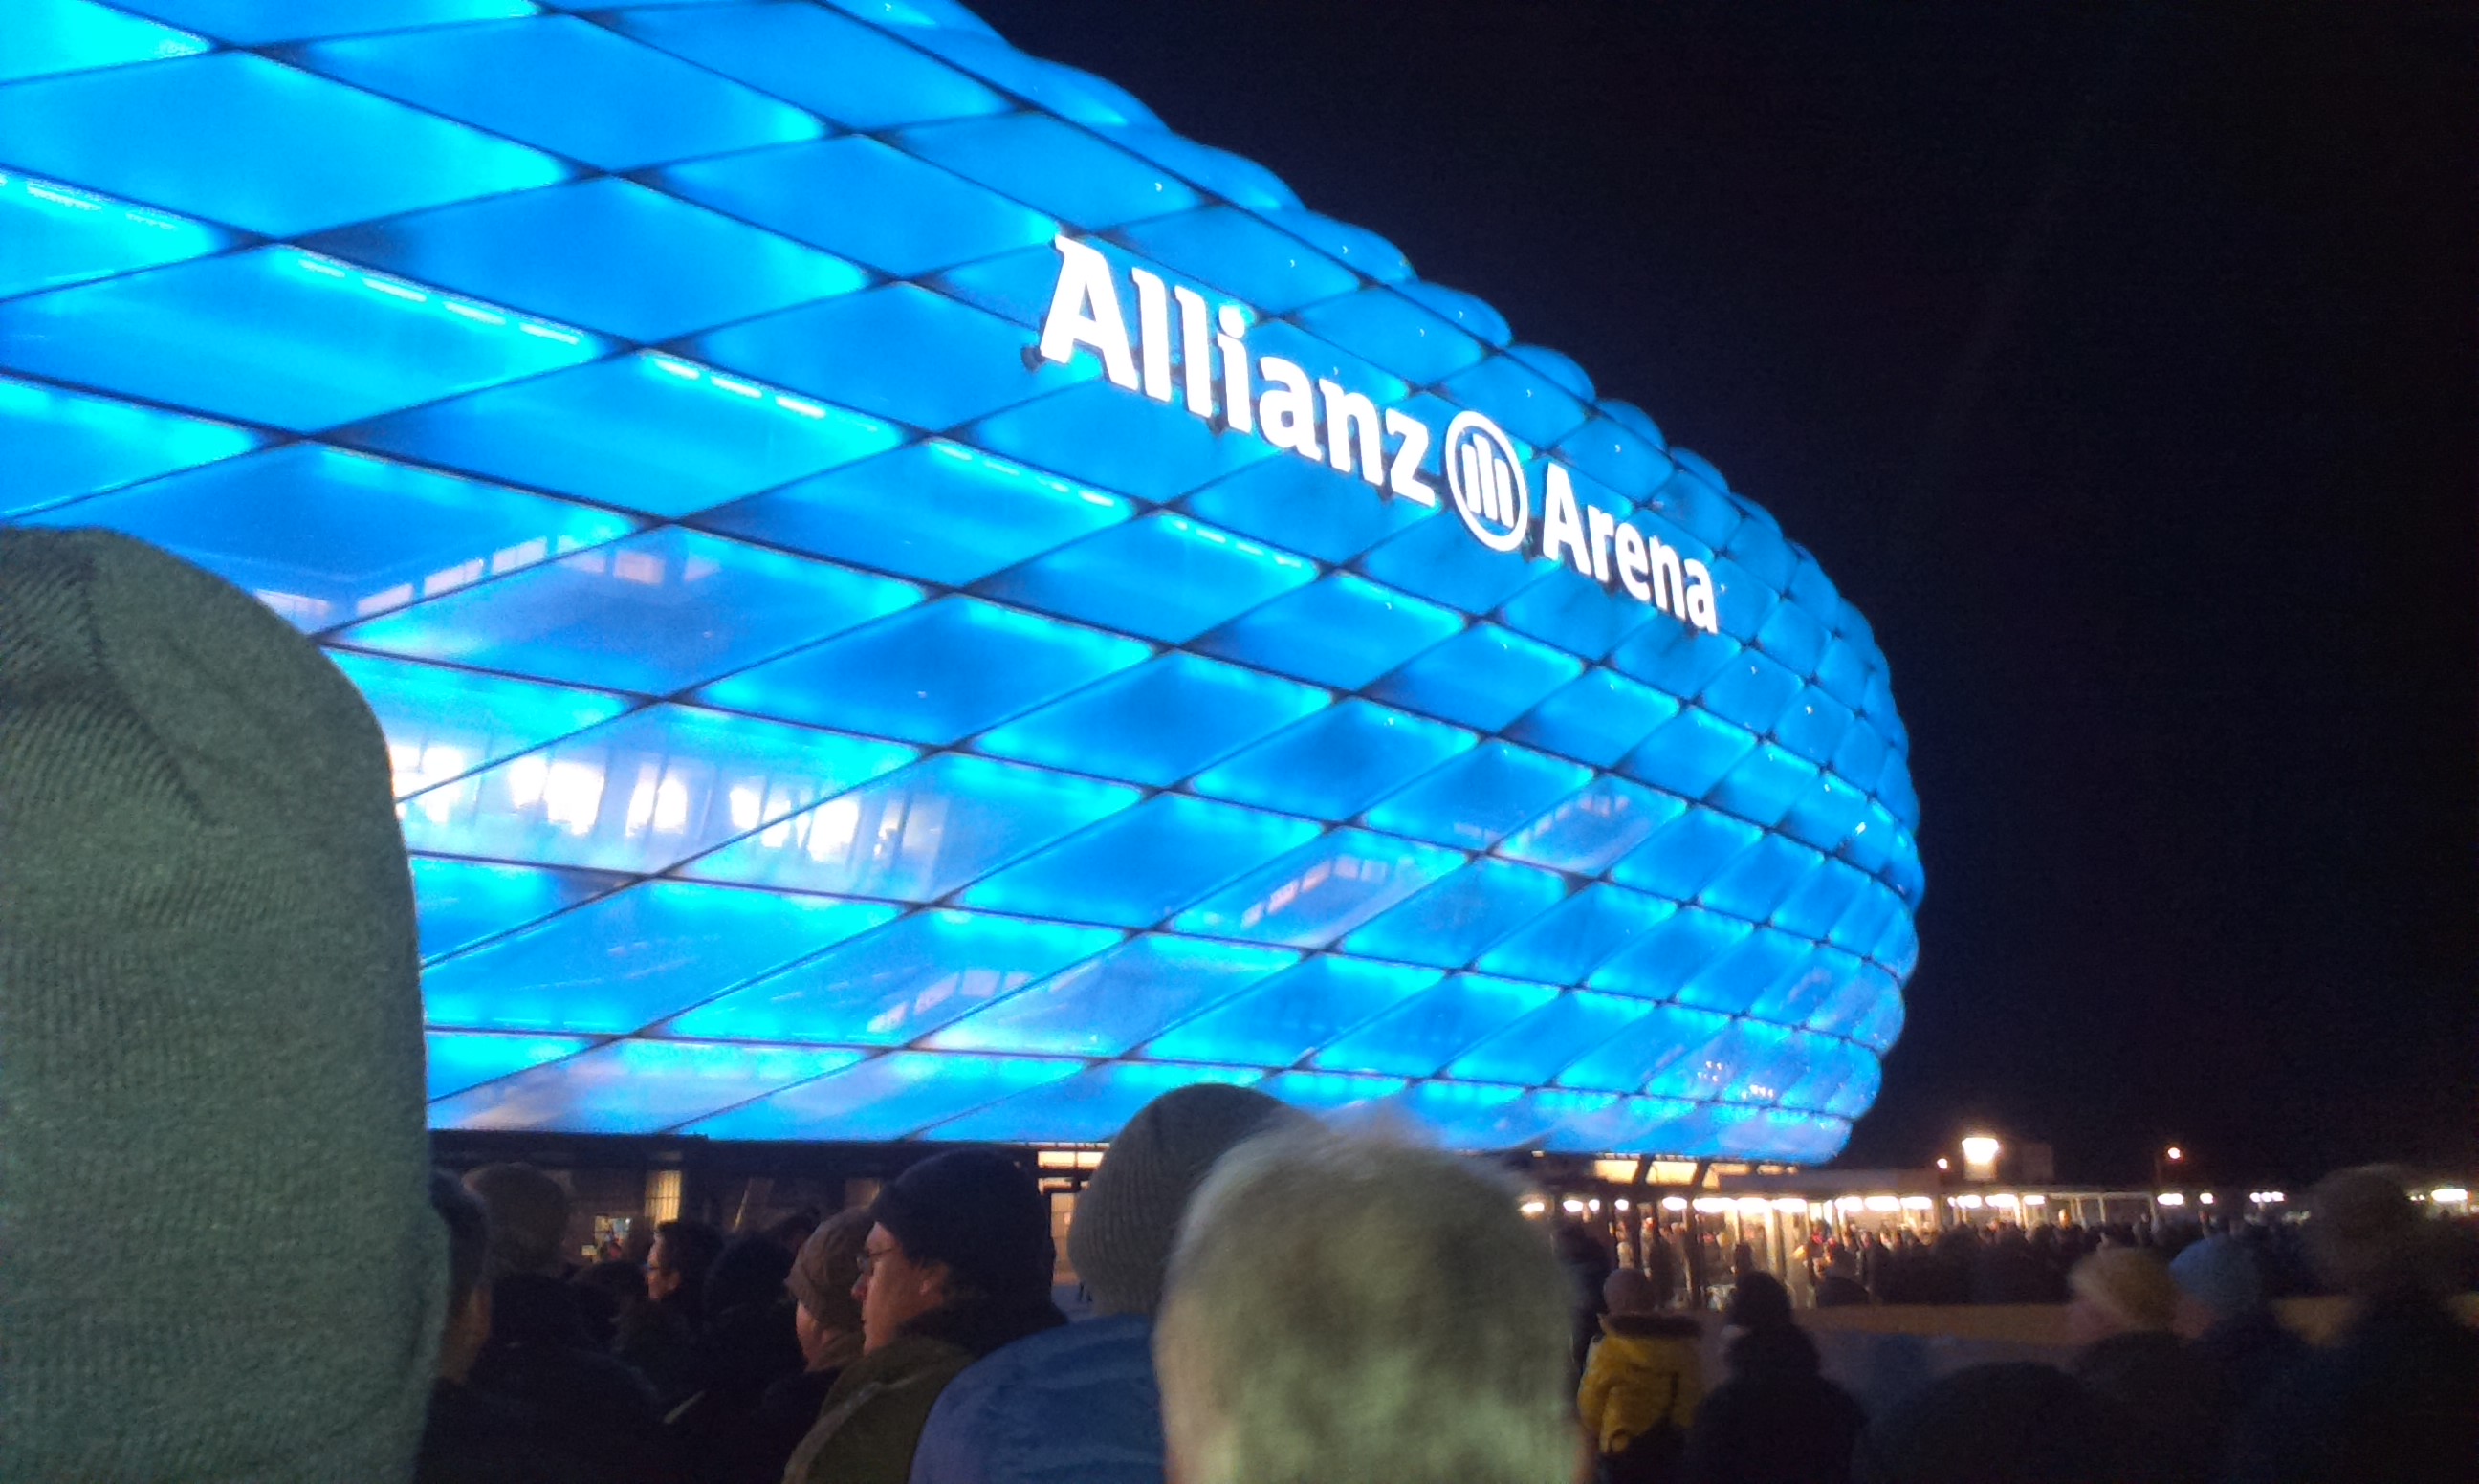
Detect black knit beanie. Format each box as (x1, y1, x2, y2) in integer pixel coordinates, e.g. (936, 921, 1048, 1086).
(0, 530, 444, 1480)
(870, 1150, 1053, 1301)
(1068, 1082, 1308, 1316)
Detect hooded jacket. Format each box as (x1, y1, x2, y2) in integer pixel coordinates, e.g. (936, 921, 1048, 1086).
(1579, 1312, 1705, 1455)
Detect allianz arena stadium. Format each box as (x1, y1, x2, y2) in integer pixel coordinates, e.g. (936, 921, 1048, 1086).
(1, 0, 1921, 1164)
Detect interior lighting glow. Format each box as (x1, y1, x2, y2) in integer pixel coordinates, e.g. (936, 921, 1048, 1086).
(1771, 1197, 1805, 1212)
(1987, 1193, 2020, 1209)
(1900, 1196, 1934, 1210)
(2199, 1193, 2215, 1206)
(2432, 1188, 2468, 1205)
(1864, 1195, 1900, 1212)
(1660, 1197, 1688, 1212)
(2023, 1194, 2048, 1207)
(1955, 1194, 1983, 1210)
(1560, 1198, 1584, 1214)
(2157, 1193, 2185, 1207)
(1691, 1198, 1729, 1214)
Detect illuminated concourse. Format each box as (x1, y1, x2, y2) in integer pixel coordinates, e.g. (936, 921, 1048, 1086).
(2, 0, 1920, 1162)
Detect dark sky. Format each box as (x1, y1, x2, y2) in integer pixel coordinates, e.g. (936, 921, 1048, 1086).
(969, 0, 2479, 1184)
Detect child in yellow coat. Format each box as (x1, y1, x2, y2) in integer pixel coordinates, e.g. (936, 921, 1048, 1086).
(1577, 1269, 1703, 1484)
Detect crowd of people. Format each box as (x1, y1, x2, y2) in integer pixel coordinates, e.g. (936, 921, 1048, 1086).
(1608, 1211, 2336, 1316)
(7, 530, 2478, 1484)
(1562, 1173, 2479, 1484)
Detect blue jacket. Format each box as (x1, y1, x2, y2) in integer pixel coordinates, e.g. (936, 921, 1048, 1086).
(907, 1314, 1164, 1484)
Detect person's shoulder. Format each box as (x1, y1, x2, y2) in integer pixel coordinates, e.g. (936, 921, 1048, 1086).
(940, 1317, 1145, 1402)
(913, 1318, 1167, 1484)
(967, 1314, 1159, 1404)
(1603, 1313, 1701, 1342)
(832, 1333, 976, 1401)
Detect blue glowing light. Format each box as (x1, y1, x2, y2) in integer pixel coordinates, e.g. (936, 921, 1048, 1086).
(2, 0, 1918, 1160)
(0, 171, 230, 299)
(3, 1, 208, 86)
(0, 375, 263, 520)
(294, 17, 825, 173)
(698, 440, 1131, 585)
(0, 249, 605, 433)
(396, 704, 919, 875)
(340, 526, 921, 694)
(27, 444, 638, 632)
(303, 178, 867, 345)
(350, 353, 903, 520)
(0, 54, 567, 237)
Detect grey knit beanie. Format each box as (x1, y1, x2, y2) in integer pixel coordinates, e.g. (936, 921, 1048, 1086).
(0, 530, 445, 1481)
(1069, 1083, 1308, 1316)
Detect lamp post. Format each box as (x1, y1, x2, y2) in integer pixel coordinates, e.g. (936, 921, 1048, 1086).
(2153, 1145, 2184, 1191)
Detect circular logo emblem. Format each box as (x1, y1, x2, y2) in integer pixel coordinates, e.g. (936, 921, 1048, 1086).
(1443, 411, 1529, 553)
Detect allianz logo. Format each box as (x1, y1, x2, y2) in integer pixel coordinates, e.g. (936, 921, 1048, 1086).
(1034, 236, 1721, 634)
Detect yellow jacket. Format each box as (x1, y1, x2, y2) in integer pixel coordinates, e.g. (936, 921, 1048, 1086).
(1577, 1312, 1704, 1455)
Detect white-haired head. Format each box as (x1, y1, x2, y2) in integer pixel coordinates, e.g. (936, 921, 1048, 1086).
(1154, 1124, 1578, 1484)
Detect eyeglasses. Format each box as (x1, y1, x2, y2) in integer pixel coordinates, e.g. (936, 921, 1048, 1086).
(857, 1244, 897, 1281)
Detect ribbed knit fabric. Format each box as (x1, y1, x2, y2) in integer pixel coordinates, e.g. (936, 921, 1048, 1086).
(1066, 1084, 1305, 1317)
(0, 530, 444, 1481)
(871, 1151, 1056, 1301)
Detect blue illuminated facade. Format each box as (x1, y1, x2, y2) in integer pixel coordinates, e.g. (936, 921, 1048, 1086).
(1, 0, 1920, 1160)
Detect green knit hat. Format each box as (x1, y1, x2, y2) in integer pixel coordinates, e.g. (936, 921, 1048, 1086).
(1069, 1083, 1308, 1316)
(0, 530, 444, 1480)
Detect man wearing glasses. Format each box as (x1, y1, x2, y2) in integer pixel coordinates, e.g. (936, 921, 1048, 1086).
(783, 1150, 1065, 1484)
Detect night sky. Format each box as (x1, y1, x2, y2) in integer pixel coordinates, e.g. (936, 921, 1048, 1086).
(970, 0, 2478, 1184)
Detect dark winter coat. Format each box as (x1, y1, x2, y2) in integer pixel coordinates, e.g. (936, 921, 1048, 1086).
(1681, 1324, 1865, 1484)
(2190, 1308, 2306, 1413)
(723, 1359, 846, 1484)
(416, 1380, 596, 1484)
(2068, 1331, 2225, 1484)
(1850, 1361, 2154, 1484)
(2222, 1295, 2479, 1484)
(470, 1274, 672, 1483)
(669, 1296, 805, 1477)
(617, 1296, 706, 1414)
